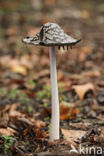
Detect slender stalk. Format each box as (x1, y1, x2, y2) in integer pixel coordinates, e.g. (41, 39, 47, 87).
(49, 46, 59, 141)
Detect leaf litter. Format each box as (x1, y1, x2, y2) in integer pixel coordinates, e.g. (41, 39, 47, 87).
(0, 0, 104, 155)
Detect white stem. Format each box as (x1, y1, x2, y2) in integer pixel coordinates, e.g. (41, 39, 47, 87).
(49, 46, 59, 141)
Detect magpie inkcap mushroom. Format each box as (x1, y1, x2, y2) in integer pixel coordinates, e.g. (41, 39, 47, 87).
(22, 22, 81, 141)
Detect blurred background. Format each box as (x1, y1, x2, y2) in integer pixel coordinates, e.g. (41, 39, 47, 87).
(0, 0, 104, 106)
(0, 0, 104, 154)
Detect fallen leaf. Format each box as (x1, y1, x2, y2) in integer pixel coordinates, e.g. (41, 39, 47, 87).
(61, 128, 86, 140)
(35, 120, 46, 128)
(44, 0, 55, 7)
(9, 103, 24, 118)
(72, 83, 95, 100)
(24, 90, 35, 98)
(33, 69, 49, 80)
(9, 110, 23, 118)
(94, 130, 104, 143)
(79, 47, 91, 62)
(5, 26, 18, 36)
(20, 55, 35, 69)
(9, 103, 18, 112)
(39, 56, 49, 67)
(0, 1, 19, 10)
(70, 122, 90, 131)
(43, 108, 51, 117)
(97, 80, 104, 87)
(23, 125, 33, 136)
(58, 81, 72, 92)
(80, 10, 91, 19)
(60, 101, 79, 120)
(0, 105, 11, 113)
(82, 70, 101, 78)
(69, 74, 82, 80)
(0, 55, 12, 67)
(80, 127, 101, 143)
(0, 113, 8, 128)
(11, 65, 27, 75)
(0, 127, 16, 136)
(48, 138, 77, 149)
(17, 117, 33, 126)
(33, 127, 48, 140)
(44, 102, 79, 120)
(27, 27, 40, 36)
(57, 71, 66, 81)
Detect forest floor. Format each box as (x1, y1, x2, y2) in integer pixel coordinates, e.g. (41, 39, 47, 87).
(0, 0, 104, 155)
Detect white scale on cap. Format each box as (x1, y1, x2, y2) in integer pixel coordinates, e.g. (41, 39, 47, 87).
(22, 22, 81, 48)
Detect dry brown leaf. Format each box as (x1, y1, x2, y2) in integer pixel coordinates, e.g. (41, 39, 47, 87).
(7, 58, 28, 75)
(7, 127, 17, 134)
(30, 117, 46, 128)
(33, 69, 49, 80)
(18, 117, 33, 126)
(24, 90, 35, 98)
(57, 71, 66, 81)
(81, 47, 91, 54)
(0, 113, 8, 128)
(82, 70, 101, 78)
(61, 128, 86, 140)
(33, 112, 41, 119)
(20, 55, 34, 69)
(72, 83, 95, 100)
(79, 47, 91, 62)
(9, 110, 23, 118)
(48, 138, 77, 148)
(39, 56, 49, 67)
(35, 120, 46, 128)
(23, 125, 33, 136)
(27, 27, 40, 36)
(70, 122, 89, 131)
(5, 26, 18, 36)
(0, 105, 11, 113)
(9, 103, 23, 118)
(33, 127, 48, 139)
(9, 103, 18, 112)
(7, 54, 39, 70)
(0, 55, 12, 67)
(60, 102, 79, 120)
(98, 80, 104, 87)
(44, 0, 55, 7)
(80, 10, 91, 19)
(43, 107, 51, 117)
(59, 81, 72, 92)
(70, 74, 82, 80)
(11, 65, 27, 75)
(0, 1, 19, 10)
(94, 130, 104, 143)
(0, 127, 16, 136)
(42, 18, 54, 25)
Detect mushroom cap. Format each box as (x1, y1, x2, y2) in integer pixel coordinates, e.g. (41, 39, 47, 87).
(22, 23, 81, 46)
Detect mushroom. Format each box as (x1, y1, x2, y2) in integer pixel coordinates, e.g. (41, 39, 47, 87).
(22, 23, 81, 141)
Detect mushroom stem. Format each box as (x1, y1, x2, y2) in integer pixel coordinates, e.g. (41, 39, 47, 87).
(49, 46, 59, 141)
